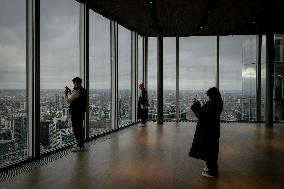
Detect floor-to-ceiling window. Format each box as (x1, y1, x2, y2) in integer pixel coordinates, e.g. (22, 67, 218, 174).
(137, 35, 143, 114)
(242, 36, 257, 121)
(0, 0, 27, 167)
(89, 11, 111, 136)
(261, 36, 266, 121)
(164, 38, 176, 121)
(40, 0, 80, 153)
(219, 35, 256, 122)
(274, 34, 284, 122)
(179, 37, 216, 121)
(138, 36, 143, 84)
(118, 25, 132, 127)
(147, 37, 157, 121)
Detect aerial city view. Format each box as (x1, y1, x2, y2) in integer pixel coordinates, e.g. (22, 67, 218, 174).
(1, 31, 283, 169)
(0, 87, 256, 166)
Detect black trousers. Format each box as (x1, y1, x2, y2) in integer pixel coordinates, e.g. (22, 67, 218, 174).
(206, 159, 219, 176)
(72, 119, 84, 147)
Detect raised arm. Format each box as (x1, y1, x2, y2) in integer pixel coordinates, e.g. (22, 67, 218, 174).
(191, 100, 201, 118)
(65, 90, 79, 103)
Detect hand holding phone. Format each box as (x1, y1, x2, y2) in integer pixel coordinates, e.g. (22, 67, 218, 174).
(65, 86, 71, 95)
(193, 95, 198, 103)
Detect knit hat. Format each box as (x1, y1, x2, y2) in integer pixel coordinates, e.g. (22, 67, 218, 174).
(138, 83, 145, 90)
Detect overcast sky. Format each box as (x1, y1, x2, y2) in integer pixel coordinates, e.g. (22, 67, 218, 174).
(0, 0, 254, 90)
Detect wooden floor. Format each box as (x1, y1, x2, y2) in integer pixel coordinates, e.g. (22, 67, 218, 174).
(1, 122, 284, 189)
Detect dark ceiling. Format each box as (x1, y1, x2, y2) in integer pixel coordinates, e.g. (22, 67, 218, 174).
(78, 0, 284, 37)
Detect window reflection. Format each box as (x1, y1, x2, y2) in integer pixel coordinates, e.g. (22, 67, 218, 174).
(0, 0, 27, 166)
(179, 37, 216, 121)
(274, 34, 284, 122)
(89, 11, 111, 136)
(40, 0, 80, 153)
(147, 37, 157, 121)
(219, 35, 257, 122)
(163, 38, 176, 121)
(118, 26, 132, 127)
(138, 36, 143, 84)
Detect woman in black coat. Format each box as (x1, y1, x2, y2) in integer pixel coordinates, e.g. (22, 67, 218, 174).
(137, 83, 149, 126)
(189, 87, 223, 178)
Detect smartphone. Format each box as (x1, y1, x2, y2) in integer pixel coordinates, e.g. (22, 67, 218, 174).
(65, 86, 71, 94)
(193, 95, 198, 102)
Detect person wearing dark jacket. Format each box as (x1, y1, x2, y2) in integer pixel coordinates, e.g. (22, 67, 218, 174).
(137, 83, 149, 127)
(65, 77, 87, 152)
(189, 87, 223, 178)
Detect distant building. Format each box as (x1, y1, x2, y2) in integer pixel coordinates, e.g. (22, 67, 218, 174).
(0, 140, 15, 164)
(40, 121, 51, 148)
(241, 36, 257, 121)
(12, 113, 27, 151)
(0, 129, 15, 163)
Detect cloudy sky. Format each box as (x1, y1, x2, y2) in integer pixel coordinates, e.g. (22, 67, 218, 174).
(0, 0, 254, 90)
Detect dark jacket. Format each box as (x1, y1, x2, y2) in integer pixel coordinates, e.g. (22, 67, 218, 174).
(189, 100, 222, 161)
(70, 86, 87, 121)
(137, 90, 149, 120)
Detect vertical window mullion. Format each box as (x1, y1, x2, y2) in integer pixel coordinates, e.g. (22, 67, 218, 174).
(111, 21, 118, 130)
(27, 0, 40, 158)
(79, 3, 89, 139)
(176, 36, 180, 121)
(131, 32, 137, 123)
(216, 35, 220, 89)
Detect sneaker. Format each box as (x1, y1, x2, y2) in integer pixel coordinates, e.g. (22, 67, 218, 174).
(71, 146, 80, 152)
(139, 123, 146, 127)
(78, 146, 86, 151)
(201, 171, 215, 178)
(204, 167, 209, 172)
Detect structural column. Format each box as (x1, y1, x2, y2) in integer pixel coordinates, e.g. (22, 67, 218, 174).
(216, 35, 220, 88)
(143, 37, 148, 89)
(27, 0, 40, 158)
(256, 35, 262, 122)
(157, 33, 163, 124)
(131, 32, 138, 122)
(111, 21, 118, 129)
(79, 3, 89, 139)
(176, 36, 180, 121)
(266, 34, 274, 127)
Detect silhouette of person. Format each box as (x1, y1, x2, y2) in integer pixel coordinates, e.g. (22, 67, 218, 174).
(65, 77, 87, 152)
(137, 83, 149, 127)
(189, 87, 223, 178)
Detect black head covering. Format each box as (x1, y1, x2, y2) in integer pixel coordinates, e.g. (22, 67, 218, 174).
(72, 77, 82, 85)
(206, 87, 223, 113)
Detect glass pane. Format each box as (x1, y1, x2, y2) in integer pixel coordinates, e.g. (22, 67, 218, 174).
(118, 26, 132, 127)
(164, 37, 176, 121)
(180, 37, 216, 121)
(274, 34, 284, 122)
(40, 0, 80, 153)
(220, 35, 256, 122)
(148, 37, 157, 121)
(0, 0, 27, 166)
(138, 36, 143, 84)
(261, 35, 266, 121)
(89, 12, 111, 136)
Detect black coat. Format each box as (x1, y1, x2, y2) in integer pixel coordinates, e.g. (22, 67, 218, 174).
(137, 96, 149, 120)
(189, 100, 222, 161)
(70, 86, 87, 121)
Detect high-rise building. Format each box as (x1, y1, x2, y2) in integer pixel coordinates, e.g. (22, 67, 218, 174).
(40, 121, 51, 148)
(241, 36, 257, 121)
(12, 113, 27, 153)
(0, 129, 15, 164)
